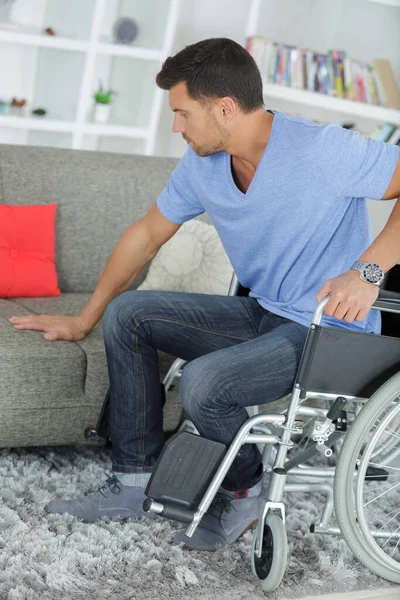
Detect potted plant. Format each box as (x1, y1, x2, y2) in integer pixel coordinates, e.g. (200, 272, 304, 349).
(93, 81, 116, 123)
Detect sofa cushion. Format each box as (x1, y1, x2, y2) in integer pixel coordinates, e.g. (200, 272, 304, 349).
(0, 203, 61, 298)
(0, 294, 182, 446)
(1, 296, 91, 411)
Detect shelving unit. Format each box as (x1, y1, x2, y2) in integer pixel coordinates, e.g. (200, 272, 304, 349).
(0, 0, 181, 154)
(246, 0, 400, 132)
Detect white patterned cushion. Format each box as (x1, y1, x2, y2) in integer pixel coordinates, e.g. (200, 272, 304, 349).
(137, 219, 234, 295)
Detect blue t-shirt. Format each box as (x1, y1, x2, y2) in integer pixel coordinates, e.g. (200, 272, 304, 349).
(157, 110, 400, 334)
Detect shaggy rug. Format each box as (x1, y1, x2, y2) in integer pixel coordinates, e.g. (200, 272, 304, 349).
(0, 443, 399, 600)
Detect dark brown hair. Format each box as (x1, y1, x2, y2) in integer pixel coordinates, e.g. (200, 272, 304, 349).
(156, 38, 264, 113)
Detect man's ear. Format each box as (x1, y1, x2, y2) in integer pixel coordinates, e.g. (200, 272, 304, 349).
(219, 97, 236, 120)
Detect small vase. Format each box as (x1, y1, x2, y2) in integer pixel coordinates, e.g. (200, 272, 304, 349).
(94, 103, 111, 123)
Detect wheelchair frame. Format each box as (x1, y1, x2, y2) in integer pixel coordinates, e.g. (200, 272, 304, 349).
(84, 269, 400, 590)
(144, 272, 400, 590)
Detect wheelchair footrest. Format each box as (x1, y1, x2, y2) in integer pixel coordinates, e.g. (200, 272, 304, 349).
(145, 431, 226, 512)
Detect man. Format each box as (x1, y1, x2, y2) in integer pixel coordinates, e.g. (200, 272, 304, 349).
(9, 38, 400, 550)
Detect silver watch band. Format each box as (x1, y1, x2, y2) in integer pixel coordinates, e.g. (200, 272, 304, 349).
(352, 261, 365, 271)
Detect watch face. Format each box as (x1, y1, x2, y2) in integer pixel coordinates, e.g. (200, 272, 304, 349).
(363, 263, 383, 284)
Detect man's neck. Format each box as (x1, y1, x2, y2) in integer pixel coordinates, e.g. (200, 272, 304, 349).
(227, 110, 274, 173)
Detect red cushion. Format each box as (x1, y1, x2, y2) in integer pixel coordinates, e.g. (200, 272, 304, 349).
(0, 204, 61, 298)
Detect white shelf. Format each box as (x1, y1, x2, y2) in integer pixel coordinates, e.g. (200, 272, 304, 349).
(0, 28, 89, 52)
(263, 83, 400, 125)
(97, 42, 163, 61)
(0, 115, 77, 132)
(0, 114, 151, 140)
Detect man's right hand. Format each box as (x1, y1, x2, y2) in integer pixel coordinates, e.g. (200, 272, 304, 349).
(8, 315, 90, 341)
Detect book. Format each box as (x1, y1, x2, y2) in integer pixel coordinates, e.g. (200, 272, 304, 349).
(372, 59, 400, 109)
(387, 127, 400, 145)
(245, 36, 393, 109)
(372, 123, 397, 141)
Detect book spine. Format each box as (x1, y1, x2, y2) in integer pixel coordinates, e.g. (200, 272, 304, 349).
(269, 43, 278, 83)
(373, 69, 388, 107)
(332, 49, 343, 98)
(327, 51, 337, 96)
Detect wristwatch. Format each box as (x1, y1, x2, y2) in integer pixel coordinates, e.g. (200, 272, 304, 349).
(351, 261, 385, 286)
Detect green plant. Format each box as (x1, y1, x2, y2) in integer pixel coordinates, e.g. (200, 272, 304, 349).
(93, 81, 116, 104)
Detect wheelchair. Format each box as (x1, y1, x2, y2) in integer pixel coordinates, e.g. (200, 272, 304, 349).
(86, 267, 400, 592)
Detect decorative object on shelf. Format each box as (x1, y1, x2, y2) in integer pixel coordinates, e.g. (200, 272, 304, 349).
(32, 108, 47, 117)
(93, 81, 117, 123)
(10, 97, 26, 116)
(44, 27, 56, 36)
(373, 59, 400, 109)
(11, 97, 26, 108)
(113, 17, 139, 45)
(0, 99, 6, 113)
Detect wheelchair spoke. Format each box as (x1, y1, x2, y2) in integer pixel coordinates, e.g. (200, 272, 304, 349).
(363, 480, 400, 507)
(382, 523, 400, 549)
(384, 428, 400, 441)
(367, 462, 400, 473)
(377, 507, 400, 532)
(390, 531, 400, 558)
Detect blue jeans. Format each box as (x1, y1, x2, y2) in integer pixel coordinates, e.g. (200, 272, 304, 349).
(102, 290, 308, 490)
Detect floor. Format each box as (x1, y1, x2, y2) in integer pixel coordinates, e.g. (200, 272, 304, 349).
(290, 589, 400, 600)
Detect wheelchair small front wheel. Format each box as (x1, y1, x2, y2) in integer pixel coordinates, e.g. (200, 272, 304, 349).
(251, 513, 287, 592)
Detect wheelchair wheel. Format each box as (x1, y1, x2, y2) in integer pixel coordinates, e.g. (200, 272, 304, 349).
(334, 370, 400, 583)
(251, 513, 288, 592)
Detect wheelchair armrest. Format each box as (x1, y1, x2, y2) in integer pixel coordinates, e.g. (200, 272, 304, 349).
(373, 289, 400, 313)
(377, 289, 400, 301)
(312, 289, 400, 326)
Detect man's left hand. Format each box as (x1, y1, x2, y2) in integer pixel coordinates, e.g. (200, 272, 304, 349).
(316, 270, 379, 323)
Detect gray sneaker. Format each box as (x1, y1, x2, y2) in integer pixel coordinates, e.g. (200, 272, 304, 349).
(173, 486, 262, 550)
(44, 474, 154, 522)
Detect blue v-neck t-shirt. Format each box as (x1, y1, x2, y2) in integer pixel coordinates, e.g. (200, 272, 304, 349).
(157, 110, 400, 334)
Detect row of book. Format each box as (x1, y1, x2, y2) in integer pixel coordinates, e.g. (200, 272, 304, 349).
(246, 36, 399, 108)
(370, 123, 400, 145)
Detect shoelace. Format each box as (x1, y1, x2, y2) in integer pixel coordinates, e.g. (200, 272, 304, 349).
(208, 493, 234, 518)
(97, 474, 122, 498)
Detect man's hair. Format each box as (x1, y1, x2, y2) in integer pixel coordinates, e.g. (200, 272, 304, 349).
(156, 38, 264, 113)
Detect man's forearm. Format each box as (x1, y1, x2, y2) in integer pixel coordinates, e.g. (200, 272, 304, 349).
(358, 197, 400, 273)
(79, 223, 157, 333)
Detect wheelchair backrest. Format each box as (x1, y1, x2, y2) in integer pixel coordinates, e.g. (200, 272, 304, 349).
(233, 264, 400, 399)
(296, 324, 400, 398)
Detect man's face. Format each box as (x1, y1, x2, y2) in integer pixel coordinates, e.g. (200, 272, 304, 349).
(169, 82, 231, 157)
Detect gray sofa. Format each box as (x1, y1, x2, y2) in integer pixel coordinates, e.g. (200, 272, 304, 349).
(0, 144, 185, 448)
